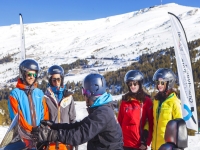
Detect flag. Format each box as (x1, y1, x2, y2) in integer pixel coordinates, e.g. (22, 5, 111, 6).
(168, 12, 198, 131)
(19, 14, 26, 61)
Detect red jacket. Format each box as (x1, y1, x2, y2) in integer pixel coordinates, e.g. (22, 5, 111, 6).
(118, 95, 153, 148)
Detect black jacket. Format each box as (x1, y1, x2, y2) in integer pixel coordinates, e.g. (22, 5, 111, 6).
(57, 101, 123, 150)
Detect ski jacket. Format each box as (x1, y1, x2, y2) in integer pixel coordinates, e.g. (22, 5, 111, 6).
(44, 87, 76, 150)
(152, 92, 182, 150)
(56, 93, 123, 150)
(118, 94, 153, 148)
(8, 79, 49, 132)
(44, 87, 76, 123)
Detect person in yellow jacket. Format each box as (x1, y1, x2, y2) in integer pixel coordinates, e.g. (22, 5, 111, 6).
(151, 68, 182, 150)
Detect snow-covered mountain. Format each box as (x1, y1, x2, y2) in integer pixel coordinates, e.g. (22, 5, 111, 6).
(0, 3, 200, 86)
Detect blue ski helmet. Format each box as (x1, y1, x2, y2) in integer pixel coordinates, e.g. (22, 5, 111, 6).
(19, 59, 39, 82)
(82, 73, 106, 98)
(153, 68, 176, 90)
(47, 65, 64, 86)
(124, 70, 144, 84)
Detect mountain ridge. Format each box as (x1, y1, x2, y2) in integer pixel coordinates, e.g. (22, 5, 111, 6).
(0, 3, 199, 85)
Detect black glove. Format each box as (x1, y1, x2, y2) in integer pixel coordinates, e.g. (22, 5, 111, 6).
(40, 120, 83, 130)
(141, 129, 148, 147)
(31, 122, 58, 143)
(63, 89, 74, 97)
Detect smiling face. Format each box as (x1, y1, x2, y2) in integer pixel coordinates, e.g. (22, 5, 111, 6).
(128, 81, 139, 93)
(25, 70, 37, 85)
(156, 78, 167, 92)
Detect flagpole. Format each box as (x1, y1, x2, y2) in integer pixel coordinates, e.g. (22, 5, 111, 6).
(19, 13, 26, 61)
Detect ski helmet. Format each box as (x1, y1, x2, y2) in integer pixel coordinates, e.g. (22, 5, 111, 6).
(47, 65, 64, 86)
(153, 68, 176, 90)
(82, 73, 106, 98)
(124, 70, 144, 84)
(19, 59, 39, 82)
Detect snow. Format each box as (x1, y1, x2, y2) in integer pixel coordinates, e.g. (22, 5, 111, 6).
(0, 100, 200, 149)
(0, 2, 200, 149)
(0, 3, 200, 87)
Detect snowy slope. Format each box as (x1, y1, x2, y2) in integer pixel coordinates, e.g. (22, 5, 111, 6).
(0, 3, 199, 86)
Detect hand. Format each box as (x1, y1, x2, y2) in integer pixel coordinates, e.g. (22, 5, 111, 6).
(40, 120, 58, 130)
(63, 89, 74, 97)
(31, 123, 58, 143)
(139, 143, 147, 150)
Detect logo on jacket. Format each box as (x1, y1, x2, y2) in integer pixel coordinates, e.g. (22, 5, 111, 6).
(60, 96, 72, 108)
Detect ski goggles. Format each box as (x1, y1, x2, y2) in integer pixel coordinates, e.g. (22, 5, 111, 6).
(155, 81, 167, 85)
(26, 72, 37, 78)
(82, 87, 92, 97)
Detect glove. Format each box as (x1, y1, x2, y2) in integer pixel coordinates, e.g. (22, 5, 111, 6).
(63, 89, 74, 97)
(141, 129, 148, 145)
(31, 122, 58, 143)
(40, 120, 83, 130)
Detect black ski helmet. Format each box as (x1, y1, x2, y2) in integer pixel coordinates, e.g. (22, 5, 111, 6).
(19, 59, 39, 82)
(153, 68, 176, 90)
(47, 65, 64, 86)
(124, 70, 144, 84)
(82, 73, 106, 98)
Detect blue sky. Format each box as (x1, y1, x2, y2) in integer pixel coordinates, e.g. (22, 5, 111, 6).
(0, 0, 199, 26)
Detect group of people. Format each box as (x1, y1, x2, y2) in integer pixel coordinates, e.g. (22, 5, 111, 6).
(7, 58, 183, 150)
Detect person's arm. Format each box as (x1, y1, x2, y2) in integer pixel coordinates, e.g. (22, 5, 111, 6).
(32, 107, 111, 146)
(68, 96, 76, 123)
(172, 99, 183, 119)
(117, 101, 123, 126)
(9, 92, 33, 132)
(42, 97, 49, 120)
(146, 99, 153, 146)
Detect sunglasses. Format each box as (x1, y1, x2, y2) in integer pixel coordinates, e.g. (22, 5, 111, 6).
(128, 81, 138, 87)
(52, 78, 61, 82)
(156, 81, 166, 85)
(27, 72, 37, 78)
(82, 87, 92, 98)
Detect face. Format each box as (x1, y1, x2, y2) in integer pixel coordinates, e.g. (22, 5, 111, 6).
(25, 70, 37, 85)
(84, 95, 94, 107)
(128, 81, 139, 93)
(156, 78, 167, 92)
(51, 74, 61, 87)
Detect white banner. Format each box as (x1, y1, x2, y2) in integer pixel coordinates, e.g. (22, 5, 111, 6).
(19, 14, 26, 61)
(168, 12, 198, 131)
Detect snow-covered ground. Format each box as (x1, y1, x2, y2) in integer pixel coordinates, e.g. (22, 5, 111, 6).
(0, 100, 200, 149)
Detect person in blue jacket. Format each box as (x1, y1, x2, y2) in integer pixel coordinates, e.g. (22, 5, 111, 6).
(8, 59, 49, 149)
(31, 73, 123, 150)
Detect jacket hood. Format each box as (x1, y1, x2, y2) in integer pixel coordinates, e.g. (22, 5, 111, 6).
(91, 92, 113, 108)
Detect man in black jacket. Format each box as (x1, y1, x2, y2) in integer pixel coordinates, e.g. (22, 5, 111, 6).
(32, 73, 123, 150)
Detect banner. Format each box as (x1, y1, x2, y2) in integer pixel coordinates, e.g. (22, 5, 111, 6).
(19, 14, 26, 61)
(168, 12, 198, 131)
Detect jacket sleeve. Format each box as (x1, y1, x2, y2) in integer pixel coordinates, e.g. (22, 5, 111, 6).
(146, 98, 153, 146)
(172, 99, 183, 119)
(57, 107, 111, 146)
(117, 101, 123, 127)
(8, 95, 33, 132)
(42, 97, 49, 120)
(69, 96, 76, 123)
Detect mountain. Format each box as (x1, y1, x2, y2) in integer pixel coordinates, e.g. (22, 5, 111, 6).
(0, 3, 200, 87)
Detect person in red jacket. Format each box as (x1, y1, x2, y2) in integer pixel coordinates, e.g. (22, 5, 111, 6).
(118, 70, 153, 150)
